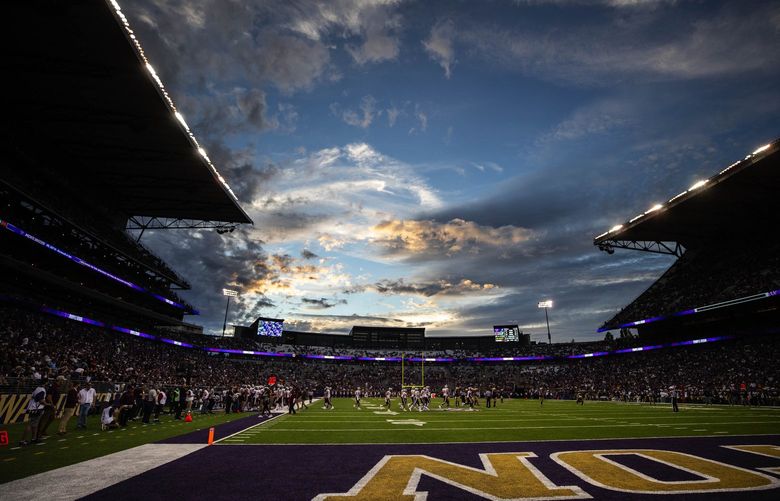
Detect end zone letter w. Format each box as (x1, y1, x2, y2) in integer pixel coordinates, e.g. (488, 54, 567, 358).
(314, 452, 590, 500)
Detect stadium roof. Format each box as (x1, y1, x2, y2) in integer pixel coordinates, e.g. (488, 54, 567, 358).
(594, 139, 779, 249)
(3, 0, 251, 224)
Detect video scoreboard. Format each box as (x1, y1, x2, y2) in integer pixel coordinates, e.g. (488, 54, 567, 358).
(257, 317, 284, 337)
(493, 324, 521, 342)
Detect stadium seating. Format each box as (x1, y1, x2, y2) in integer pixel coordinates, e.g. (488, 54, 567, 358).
(2, 306, 777, 406)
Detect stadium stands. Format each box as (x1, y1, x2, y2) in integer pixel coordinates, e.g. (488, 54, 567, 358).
(596, 139, 780, 335)
(0, 0, 252, 333)
(2, 306, 777, 409)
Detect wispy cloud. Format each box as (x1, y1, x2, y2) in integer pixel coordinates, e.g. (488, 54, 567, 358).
(460, 2, 780, 86)
(331, 95, 379, 128)
(423, 19, 456, 78)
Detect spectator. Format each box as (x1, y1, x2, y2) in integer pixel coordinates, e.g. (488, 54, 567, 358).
(20, 382, 47, 446)
(76, 381, 95, 429)
(58, 381, 79, 435)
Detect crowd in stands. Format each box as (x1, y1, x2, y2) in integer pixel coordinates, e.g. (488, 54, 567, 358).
(3, 306, 778, 409)
(1, 181, 192, 310)
(146, 330, 642, 360)
(605, 242, 780, 328)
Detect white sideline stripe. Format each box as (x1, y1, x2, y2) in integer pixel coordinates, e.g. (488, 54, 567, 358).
(1, 443, 206, 501)
(213, 399, 321, 444)
(218, 432, 780, 447)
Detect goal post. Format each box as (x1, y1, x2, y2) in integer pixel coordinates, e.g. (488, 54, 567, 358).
(401, 353, 425, 389)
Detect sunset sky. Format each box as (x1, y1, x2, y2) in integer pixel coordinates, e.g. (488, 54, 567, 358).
(124, 0, 780, 340)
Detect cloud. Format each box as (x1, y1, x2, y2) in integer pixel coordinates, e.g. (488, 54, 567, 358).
(540, 99, 634, 143)
(371, 278, 498, 297)
(423, 19, 456, 78)
(370, 219, 532, 257)
(249, 142, 444, 245)
(344, 8, 403, 64)
(408, 105, 428, 134)
(386, 106, 401, 127)
(331, 95, 378, 128)
(512, 0, 676, 7)
(458, 2, 780, 86)
(301, 297, 348, 309)
(301, 249, 319, 260)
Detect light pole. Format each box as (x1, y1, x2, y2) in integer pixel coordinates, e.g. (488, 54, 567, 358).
(537, 300, 553, 344)
(222, 288, 238, 337)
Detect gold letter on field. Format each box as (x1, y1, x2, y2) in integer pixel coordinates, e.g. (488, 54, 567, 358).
(314, 452, 590, 500)
(552, 449, 778, 494)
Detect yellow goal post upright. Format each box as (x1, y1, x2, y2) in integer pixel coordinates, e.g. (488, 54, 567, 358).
(401, 353, 425, 390)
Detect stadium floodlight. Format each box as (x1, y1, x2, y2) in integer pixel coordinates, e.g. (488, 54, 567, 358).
(646, 203, 663, 213)
(609, 224, 623, 233)
(107, 0, 241, 202)
(174, 111, 188, 128)
(222, 289, 239, 337)
(538, 299, 553, 344)
(752, 143, 771, 155)
(688, 179, 708, 191)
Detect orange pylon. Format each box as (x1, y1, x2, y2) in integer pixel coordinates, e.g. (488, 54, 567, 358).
(208, 427, 215, 445)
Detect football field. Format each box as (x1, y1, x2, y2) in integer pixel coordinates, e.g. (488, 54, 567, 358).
(218, 398, 780, 445)
(3, 398, 779, 500)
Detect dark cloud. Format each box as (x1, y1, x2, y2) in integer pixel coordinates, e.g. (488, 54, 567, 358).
(138, 227, 276, 333)
(301, 297, 348, 309)
(301, 249, 319, 260)
(371, 278, 497, 298)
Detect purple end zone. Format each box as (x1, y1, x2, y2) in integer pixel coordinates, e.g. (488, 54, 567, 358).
(86, 434, 780, 500)
(157, 413, 275, 444)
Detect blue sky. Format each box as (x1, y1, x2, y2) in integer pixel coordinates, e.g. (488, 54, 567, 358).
(125, 0, 780, 340)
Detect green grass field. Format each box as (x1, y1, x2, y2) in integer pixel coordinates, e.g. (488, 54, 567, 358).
(0, 411, 247, 484)
(2, 399, 779, 484)
(220, 398, 780, 445)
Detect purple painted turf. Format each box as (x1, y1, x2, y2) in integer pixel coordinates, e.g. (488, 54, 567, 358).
(156, 413, 274, 444)
(85, 434, 780, 500)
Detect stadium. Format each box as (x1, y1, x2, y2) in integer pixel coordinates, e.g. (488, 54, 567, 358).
(1, 1, 779, 500)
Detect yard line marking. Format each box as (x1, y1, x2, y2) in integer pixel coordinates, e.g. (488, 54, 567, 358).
(260, 420, 780, 432)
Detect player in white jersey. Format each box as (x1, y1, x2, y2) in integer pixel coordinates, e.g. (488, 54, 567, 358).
(399, 388, 409, 411)
(420, 387, 430, 411)
(465, 387, 474, 410)
(411, 388, 420, 410)
(439, 385, 450, 409)
(385, 389, 392, 408)
(323, 386, 333, 410)
(354, 387, 362, 409)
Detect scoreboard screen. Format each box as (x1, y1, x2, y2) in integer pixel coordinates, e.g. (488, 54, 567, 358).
(257, 318, 284, 337)
(494, 324, 521, 342)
